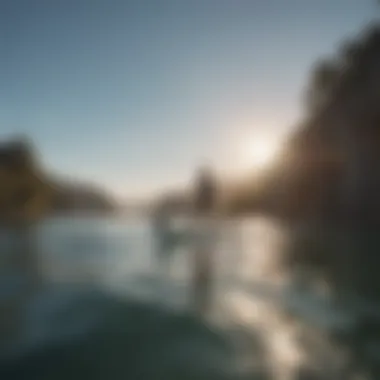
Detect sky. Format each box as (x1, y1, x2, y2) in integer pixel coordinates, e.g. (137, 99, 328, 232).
(0, 0, 378, 199)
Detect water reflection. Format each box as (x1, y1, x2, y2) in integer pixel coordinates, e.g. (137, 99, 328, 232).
(0, 215, 377, 379)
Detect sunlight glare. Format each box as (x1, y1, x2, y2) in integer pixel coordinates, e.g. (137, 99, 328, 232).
(246, 138, 279, 169)
(235, 134, 281, 174)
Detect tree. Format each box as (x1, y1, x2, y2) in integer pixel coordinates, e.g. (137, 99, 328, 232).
(305, 59, 341, 113)
(0, 138, 52, 224)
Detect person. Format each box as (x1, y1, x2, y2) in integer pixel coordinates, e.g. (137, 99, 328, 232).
(191, 166, 218, 314)
(193, 166, 217, 214)
(151, 203, 172, 274)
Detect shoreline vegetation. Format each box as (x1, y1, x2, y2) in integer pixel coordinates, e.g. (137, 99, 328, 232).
(222, 23, 380, 225)
(0, 138, 116, 225)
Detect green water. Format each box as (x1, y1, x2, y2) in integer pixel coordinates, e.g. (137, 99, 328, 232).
(2, 216, 380, 379)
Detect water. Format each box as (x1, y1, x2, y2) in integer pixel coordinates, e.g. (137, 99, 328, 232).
(0, 216, 372, 379)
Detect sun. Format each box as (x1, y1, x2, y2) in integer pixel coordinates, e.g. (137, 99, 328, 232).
(243, 137, 279, 170)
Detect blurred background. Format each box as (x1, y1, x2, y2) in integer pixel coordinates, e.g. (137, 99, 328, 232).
(2, 1, 380, 379)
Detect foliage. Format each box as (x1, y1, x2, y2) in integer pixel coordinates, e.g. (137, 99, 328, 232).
(0, 138, 115, 223)
(232, 23, 380, 220)
(0, 139, 52, 224)
(50, 181, 115, 213)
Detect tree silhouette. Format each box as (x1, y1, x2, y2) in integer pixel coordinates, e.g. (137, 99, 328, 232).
(0, 138, 51, 224)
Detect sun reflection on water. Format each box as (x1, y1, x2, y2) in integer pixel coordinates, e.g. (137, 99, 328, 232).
(218, 216, 348, 379)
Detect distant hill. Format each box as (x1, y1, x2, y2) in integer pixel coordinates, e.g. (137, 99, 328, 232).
(0, 138, 116, 223)
(49, 180, 116, 214)
(0, 138, 51, 224)
(152, 191, 192, 215)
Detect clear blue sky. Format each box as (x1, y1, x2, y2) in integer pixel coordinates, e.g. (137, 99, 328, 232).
(0, 0, 377, 199)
